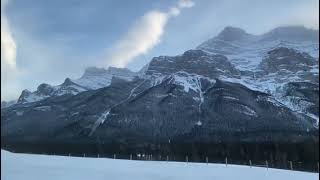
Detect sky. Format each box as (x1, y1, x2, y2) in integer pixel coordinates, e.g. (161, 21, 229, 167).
(1, 0, 319, 101)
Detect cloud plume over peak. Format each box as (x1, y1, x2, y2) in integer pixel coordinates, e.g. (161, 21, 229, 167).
(108, 0, 195, 68)
(109, 11, 168, 68)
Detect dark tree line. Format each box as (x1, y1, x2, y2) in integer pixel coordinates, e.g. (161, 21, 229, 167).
(2, 138, 318, 172)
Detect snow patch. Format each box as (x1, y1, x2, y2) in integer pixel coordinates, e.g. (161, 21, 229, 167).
(89, 110, 110, 136)
(2, 150, 318, 180)
(196, 120, 202, 126)
(33, 106, 51, 111)
(23, 94, 49, 104)
(305, 113, 319, 128)
(223, 96, 239, 101)
(100, 111, 110, 124)
(15, 111, 24, 116)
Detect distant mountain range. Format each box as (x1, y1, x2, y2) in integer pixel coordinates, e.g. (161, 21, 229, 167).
(9, 67, 137, 105)
(1, 25, 319, 147)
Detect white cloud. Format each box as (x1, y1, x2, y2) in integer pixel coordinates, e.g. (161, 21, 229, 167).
(108, 0, 195, 68)
(1, 0, 20, 101)
(109, 11, 169, 68)
(169, 7, 181, 17)
(178, 0, 195, 8)
(1, 0, 17, 68)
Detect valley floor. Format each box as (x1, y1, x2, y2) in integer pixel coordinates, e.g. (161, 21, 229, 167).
(1, 150, 318, 180)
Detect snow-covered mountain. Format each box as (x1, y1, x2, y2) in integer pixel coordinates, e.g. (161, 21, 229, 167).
(197, 26, 319, 71)
(1, 26, 319, 161)
(15, 66, 138, 104)
(196, 26, 319, 126)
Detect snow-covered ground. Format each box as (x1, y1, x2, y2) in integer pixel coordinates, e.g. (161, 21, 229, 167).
(1, 150, 318, 180)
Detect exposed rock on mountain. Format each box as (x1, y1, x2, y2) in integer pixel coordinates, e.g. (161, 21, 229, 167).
(261, 26, 319, 42)
(260, 47, 317, 73)
(215, 26, 253, 42)
(146, 50, 240, 79)
(283, 82, 319, 118)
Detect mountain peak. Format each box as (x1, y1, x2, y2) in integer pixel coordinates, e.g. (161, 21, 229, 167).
(17, 89, 32, 103)
(82, 66, 135, 78)
(21, 89, 31, 95)
(36, 83, 54, 95)
(182, 49, 207, 57)
(262, 25, 319, 42)
(61, 78, 74, 86)
(37, 83, 52, 91)
(269, 25, 310, 32)
(83, 67, 108, 77)
(223, 26, 246, 32)
(216, 26, 250, 41)
(107, 66, 133, 75)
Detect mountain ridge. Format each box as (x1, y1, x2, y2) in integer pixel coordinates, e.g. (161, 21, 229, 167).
(2, 25, 319, 138)
(3, 25, 318, 107)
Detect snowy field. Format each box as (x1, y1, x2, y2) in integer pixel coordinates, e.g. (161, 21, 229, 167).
(1, 150, 318, 180)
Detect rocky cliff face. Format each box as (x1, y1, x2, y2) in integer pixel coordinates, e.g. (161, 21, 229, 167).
(260, 47, 317, 73)
(146, 50, 240, 79)
(1, 26, 319, 146)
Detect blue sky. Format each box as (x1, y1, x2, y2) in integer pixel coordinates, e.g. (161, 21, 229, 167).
(1, 0, 319, 101)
